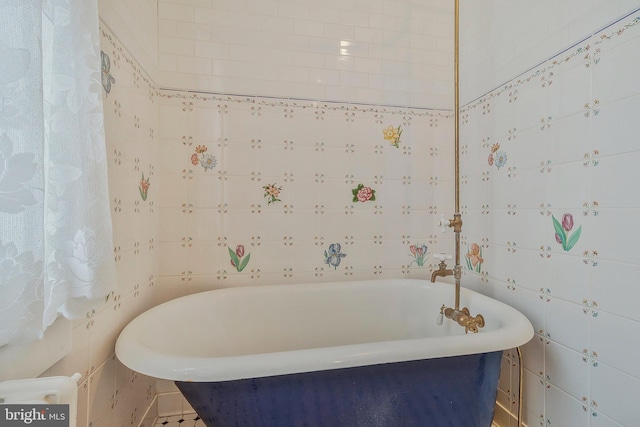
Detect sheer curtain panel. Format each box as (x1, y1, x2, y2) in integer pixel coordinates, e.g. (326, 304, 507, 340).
(0, 0, 115, 347)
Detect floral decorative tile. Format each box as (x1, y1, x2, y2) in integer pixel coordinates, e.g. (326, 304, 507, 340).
(263, 183, 282, 204)
(383, 125, 402, 148)
(552, 213, 582, 252)
(191, 145, 217, 171)
(324, 243, 346, 269)
(352, 184, 376, 203)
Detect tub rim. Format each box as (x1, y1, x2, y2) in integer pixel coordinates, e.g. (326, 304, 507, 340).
(115, 279, 534, 382)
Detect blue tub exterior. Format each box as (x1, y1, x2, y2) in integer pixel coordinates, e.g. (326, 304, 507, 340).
(175, 351, 502, 427)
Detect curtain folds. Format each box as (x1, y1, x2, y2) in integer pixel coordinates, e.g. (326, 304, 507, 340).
(0, 0, 115, 346)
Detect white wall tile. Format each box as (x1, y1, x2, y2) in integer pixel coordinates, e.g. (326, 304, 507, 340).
(545, 385, 591, 427)
(462, 6, 640, 425)
(157, 0, 453, 108)
(591, 362, 640, 425)
(591, 312, 640, 378)
(545, 341, 589, 401)
(159, 2, 195, 22)
(590, 260, 640, 320)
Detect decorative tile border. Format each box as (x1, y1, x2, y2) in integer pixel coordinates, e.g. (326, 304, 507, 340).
(159, 90, 453, 124)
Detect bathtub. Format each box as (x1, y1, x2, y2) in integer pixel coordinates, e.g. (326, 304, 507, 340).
(116, 279, 533, 426)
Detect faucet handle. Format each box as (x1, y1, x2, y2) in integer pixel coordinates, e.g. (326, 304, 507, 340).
(437, 214, 450, 233)
(433, 253, 452, 262)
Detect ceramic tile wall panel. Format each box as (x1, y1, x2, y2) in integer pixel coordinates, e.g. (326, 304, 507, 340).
(99, 0, 158, 80)
(39, 24, 160, 427)
(459, 0, 640, 105)
(158, 90, 454, 299)
(461, 9, 640, 427)
(157, 0, 454, 109)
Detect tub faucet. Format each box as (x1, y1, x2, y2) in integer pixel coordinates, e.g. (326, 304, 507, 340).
(430, 238, 485, 334)
(430, 253, 453, 282)
(439, 305, 485, 334)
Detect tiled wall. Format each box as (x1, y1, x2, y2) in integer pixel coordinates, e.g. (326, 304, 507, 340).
(460, 6, 640, 427)
(156, 92, 454, 303)
(34, 1, 457, 426)
(33, 2, 640, 427)
(459, 0, 640, 105)
(98, 0, 159, 80)
(39, 23, 161, 427)
(157, 0, 454, 109)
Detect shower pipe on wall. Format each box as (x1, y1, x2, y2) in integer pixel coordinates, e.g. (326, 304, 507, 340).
(432, 1, 525, 425)
(430, 0, 485, 335)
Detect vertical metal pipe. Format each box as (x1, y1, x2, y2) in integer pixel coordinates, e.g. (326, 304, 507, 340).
(454, 0, 460, 215)
(453, 0, 461, 311)
(517, 346, 524, 426)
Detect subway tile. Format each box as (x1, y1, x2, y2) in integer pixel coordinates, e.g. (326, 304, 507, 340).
(177, 56, 213, 74)
(159, 2, 195, 22)
(339, 9, 370, 28)
(277, 2, 310, 20)
(175, 21, 213, 41)
(308, 67, 340, 85)
(278, 33, 310, 51)
(354, 26, 383, 44)
(159, 53, 178, 72)
(279, 64, 311, 83)
(339, 40, 369, 57)
(294, 19, 325, 38)
(324, 54, 354, 71)
(158, 34, 197, 55)
(157, 70, 198, 89)
(324, 23, 355, 41)
(158, 19, 178, 37)
(339, 70, 369, 88)
(309, 6, 341, 25)
(309, 37, 340, 55)
(211, 59, 247, 78)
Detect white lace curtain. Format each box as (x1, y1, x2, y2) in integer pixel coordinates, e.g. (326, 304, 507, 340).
(0, 0, 115, 346)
